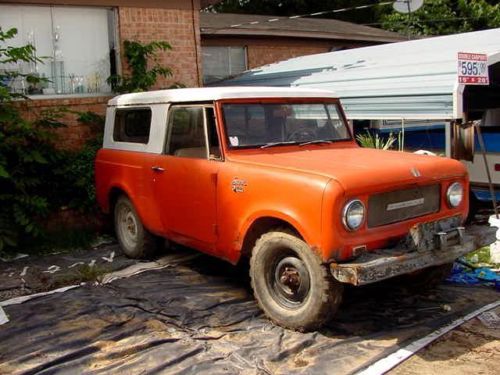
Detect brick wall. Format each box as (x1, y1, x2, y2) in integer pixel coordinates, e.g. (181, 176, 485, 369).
(118, 6, 202, 88)
(247, 44, 329, 69)
(18, 96, 110, 150)
(202, 37, 373, 71)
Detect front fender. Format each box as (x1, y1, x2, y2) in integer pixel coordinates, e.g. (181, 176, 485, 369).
(239, 210, 313, 247)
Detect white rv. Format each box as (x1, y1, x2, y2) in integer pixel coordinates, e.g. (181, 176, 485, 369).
(223, 28, 500, 206)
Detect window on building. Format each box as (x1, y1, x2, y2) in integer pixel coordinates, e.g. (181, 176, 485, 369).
(202, 46, 247, 84)
(113, 109, 152, 144)
(0, 5, 117, 96)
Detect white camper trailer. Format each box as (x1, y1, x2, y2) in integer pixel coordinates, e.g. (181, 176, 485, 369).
(223, 28, 500, 205)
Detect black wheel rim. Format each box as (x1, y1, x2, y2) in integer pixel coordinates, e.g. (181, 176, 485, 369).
(268, 253, 311, 308)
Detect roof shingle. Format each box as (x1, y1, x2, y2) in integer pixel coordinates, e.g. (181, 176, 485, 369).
(201, 13, 405, 43)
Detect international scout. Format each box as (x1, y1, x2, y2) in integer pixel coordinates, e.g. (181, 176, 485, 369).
(96, 87, 495, 330)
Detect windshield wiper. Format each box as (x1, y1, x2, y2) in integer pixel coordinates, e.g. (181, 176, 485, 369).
(299, 139, 334, 146)
(260, 141, 299, 149)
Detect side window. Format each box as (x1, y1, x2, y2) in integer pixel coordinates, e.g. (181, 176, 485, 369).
(167, 107, 206, 159)
(166, 106, 222, 159)
(113, 108, 152, 144)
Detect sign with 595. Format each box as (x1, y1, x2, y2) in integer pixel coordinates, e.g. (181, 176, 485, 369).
(457, 52, 489, 85)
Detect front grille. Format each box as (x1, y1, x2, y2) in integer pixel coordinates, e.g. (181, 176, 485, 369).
(367, 184, 440, 228)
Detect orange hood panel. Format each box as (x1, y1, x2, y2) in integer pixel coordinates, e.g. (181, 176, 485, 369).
(228, 146, 467, 193)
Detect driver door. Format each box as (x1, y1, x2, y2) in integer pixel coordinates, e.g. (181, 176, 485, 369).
(152, 105, 221, 253)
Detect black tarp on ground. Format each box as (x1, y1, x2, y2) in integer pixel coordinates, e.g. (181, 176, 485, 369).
(0, 243, 135, 301)
(0, 251, 498, 374)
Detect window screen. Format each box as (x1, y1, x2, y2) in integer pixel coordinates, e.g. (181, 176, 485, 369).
(202, 46, 247, 84)
(113, 108, 152, 144)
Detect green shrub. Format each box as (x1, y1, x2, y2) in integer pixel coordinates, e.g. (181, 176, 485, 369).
(0, 27, 65, 252)
(356, 131, 398, 150)
(107, 40, 173, 93)
(0, 27, 104, 254)
(0, 107, 103, 253)
(57, 112, 104, 211)
(1, 31, 175, 255)
(0, 105, 72, 250)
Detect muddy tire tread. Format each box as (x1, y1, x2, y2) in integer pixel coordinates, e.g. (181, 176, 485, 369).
(249, 228, 343, 331)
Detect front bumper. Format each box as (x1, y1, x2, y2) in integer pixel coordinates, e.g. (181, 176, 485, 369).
(330, 221, 496, 286)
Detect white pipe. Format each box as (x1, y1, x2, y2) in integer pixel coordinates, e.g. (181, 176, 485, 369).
(445, 121, 452, 157)
(0, 306, 9, 325)
(356, 299, 500, 375)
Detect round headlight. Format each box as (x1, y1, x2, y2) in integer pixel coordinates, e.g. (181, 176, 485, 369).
(343, 199, 365, 231)
(447, 182, 464, 208)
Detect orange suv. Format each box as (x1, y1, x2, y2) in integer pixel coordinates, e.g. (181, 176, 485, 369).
(96, 87, 495, 331)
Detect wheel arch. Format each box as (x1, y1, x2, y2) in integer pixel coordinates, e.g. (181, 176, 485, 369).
(239, 214, 308, 261)
(104, 182, 164, 237)
(105, 184, 135, 215)
(109, 186, 127, 213)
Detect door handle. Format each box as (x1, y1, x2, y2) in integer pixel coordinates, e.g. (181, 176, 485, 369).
(151, 166, 165, 172)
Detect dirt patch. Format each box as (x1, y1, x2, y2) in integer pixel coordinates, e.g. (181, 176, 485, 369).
(391, 308, 500, 375)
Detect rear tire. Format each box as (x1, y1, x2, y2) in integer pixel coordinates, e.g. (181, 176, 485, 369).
(114, 196, 160, 259)
(250, 230, 343, 331)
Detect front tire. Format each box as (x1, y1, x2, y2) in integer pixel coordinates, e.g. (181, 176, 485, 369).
(250, 230, 343, 331)
(114, 196, 159, 259)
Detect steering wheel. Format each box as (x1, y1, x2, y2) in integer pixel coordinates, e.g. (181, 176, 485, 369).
(287, 128, 317, 142)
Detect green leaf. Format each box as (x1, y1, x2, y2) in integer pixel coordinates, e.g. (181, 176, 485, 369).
(31, 150, 47, 164)
(2, 234, 17, 247)
(0, 165, 9, 178)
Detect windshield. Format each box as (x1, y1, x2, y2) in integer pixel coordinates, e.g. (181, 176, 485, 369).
(222, 103, 351, 148)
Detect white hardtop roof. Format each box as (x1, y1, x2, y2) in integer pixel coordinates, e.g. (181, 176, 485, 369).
(108, 86, 338, 106)
(223, 28, 500, 120)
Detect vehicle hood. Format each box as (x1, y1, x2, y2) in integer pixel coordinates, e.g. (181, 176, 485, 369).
(229, 146, 467, 193)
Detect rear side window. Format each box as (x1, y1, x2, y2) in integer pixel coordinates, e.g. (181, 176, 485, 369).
(113, 108, 152, 144)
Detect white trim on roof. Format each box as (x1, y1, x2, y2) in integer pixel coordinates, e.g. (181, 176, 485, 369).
(108, 87, 338, 106)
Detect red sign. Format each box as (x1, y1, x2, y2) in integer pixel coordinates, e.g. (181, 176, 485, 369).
(457, 52, 489, 85)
